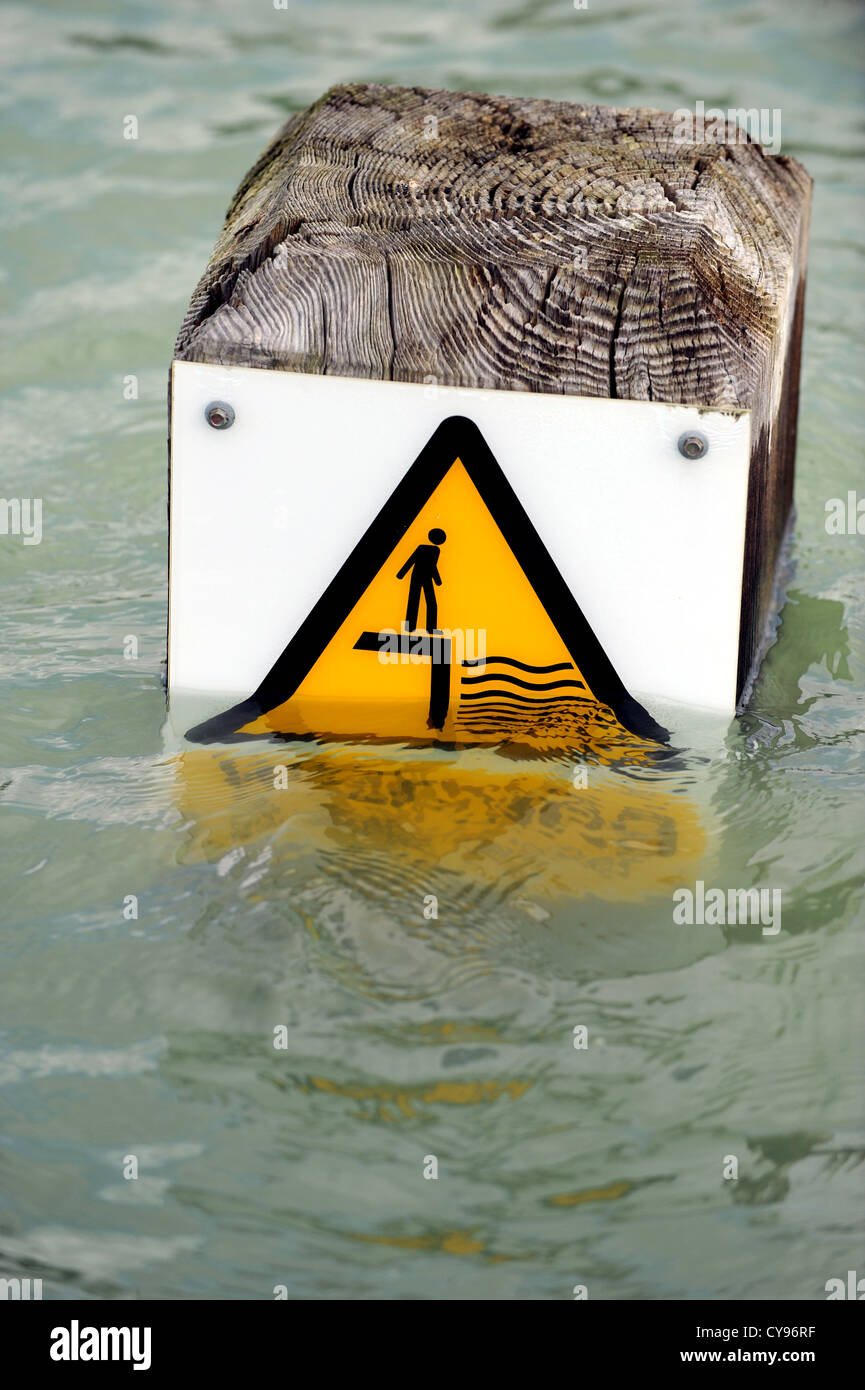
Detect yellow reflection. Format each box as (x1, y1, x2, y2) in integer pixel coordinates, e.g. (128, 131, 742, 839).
(299, 1073, 532, 1120)
(547, 1181, 632, 1206)
(172, 741, 708, 903)
(351, 1229, 488, 1255)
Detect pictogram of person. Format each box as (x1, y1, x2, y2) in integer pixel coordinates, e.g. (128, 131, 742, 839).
(396, 528, 446, 631)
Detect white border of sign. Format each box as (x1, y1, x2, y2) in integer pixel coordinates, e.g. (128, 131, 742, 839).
(169, 362, 751, 719)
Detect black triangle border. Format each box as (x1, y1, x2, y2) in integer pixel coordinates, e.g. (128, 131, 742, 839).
(185, 415, 669, 745)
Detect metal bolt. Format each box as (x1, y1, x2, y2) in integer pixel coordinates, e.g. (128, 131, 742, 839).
(678, 430, 708, 460)
(205, 400, 235, 430)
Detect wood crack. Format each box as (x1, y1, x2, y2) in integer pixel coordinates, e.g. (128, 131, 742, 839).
(383, 251, 397, 380)
(608, 277, 626, 399)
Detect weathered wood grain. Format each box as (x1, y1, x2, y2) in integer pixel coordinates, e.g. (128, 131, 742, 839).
(175, 82, 811, 705)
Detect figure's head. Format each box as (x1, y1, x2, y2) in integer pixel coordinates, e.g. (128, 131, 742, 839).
(428, 528, 446, 544)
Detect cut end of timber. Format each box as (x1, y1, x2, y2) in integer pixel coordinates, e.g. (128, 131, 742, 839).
(175, 82, 810, 413)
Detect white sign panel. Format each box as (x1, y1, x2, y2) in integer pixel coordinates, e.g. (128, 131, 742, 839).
(169, 362, 750, 744)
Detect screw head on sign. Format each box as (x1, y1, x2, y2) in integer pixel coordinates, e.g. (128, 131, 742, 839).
(205, 400, 235, 430)
(677, 431, 708, 460)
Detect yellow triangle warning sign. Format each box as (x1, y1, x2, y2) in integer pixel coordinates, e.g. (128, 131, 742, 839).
(186, 416, 668, 749)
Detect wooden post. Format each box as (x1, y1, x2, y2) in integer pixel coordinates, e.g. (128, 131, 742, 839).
(174, 82, 811, 710)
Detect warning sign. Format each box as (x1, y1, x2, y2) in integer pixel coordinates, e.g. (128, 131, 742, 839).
(185, 416, 668, 748)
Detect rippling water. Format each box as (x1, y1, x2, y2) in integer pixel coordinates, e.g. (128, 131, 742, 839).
(1, 0, 863, 1300)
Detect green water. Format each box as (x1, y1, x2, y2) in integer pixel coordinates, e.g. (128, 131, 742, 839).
(1, 0, 863, 1300)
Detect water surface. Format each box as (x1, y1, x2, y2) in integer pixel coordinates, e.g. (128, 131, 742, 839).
(1, 0, 863, 1299)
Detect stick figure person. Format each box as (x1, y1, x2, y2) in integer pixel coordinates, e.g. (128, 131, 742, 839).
(396, 528, 446, 631)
